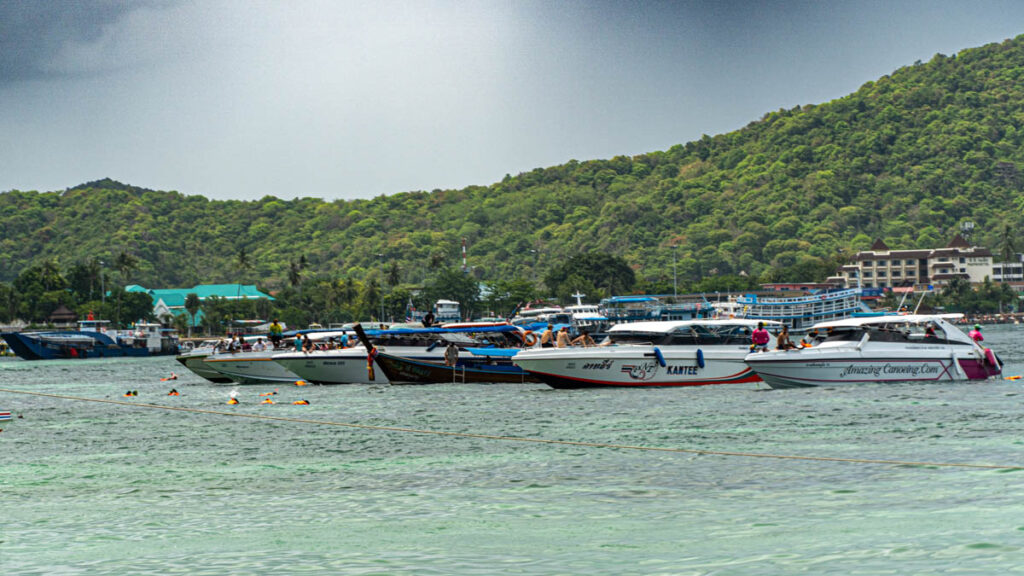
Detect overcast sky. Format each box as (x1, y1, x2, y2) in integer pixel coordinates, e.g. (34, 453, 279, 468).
(2, 0, 1024, 201)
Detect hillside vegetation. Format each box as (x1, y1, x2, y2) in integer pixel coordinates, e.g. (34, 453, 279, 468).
(3, 35, 1024, 299)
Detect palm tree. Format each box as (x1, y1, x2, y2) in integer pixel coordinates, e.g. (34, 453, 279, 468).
(114, 251, 138, 327)
(185, 293, 201, 337)
(998, 223, 1017, 281)
(236, 247, 251, 299)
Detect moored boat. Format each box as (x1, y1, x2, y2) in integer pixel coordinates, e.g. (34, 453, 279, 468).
(1, 319, 178, 361)
(175, 340, 233, 383)
(512, 319, 778, 388)
(743, 314, 1002, 389)
(277, 324, 536, 384)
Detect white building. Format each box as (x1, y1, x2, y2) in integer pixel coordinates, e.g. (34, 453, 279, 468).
(831, 235, 993, 289)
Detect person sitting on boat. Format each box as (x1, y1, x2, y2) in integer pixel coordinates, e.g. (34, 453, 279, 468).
(969, 324, 984, 343)
(302, 334, 314, 353)
(252, 338, 266, 352)
(750, 322, 770, 352)
(571, 329, 596, 347)
(539, 324, 555, 348)
(555, 326, 572, 348)
(775, 325, 796, 350)
(924, 324, 937, 338)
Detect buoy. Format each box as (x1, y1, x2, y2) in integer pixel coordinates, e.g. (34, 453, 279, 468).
(295, 380, 308, 386)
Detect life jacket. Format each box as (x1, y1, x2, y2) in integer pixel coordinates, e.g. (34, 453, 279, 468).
(293, 400, 310, 405)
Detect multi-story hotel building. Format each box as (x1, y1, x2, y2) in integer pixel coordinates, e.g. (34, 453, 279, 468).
(831, 235, 993, 290)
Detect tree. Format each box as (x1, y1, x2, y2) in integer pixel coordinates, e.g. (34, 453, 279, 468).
(425, 267, 481, 319)
(184, 292, 201, 337)
(543, 253, 635, 301)
(998, 222, 1017, 274)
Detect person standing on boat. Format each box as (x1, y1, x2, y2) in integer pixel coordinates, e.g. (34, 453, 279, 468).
(444, 342, 459, 366)
(269, 319, 284, 348)
(751, 322, 770, 352)
(969, 324, 984, 343)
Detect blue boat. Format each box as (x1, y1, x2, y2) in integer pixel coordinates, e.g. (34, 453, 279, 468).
(1, 320, 179, 361)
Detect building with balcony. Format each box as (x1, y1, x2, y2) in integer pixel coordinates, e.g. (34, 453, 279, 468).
(830, 235, 993, 290)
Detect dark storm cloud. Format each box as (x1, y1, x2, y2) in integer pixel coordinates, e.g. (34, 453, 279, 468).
(0, 0, 172, 85)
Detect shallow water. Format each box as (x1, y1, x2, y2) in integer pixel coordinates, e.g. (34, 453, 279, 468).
(2, 325, 1024, 574)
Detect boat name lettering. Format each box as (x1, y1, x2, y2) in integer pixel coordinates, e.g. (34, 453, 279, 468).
(839, 363, 940, 378)
(581, 359, 613, 370)
(667, 365, 699, 375)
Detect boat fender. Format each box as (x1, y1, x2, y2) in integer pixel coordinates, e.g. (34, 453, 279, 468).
(856, 332, 870, 351)
(653, 347, 666, 368)
(522, 331, 538, 347)
(696, 348, 705, 369)
(426, 341, 440, 352)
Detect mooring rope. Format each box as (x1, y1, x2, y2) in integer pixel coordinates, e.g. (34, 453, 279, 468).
(1, 387, 1020, 470)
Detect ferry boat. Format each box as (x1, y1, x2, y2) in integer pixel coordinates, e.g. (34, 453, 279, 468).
(599, 296, 713, 324)
(744, 314, 1002, 389)
(512, 319, 779, 388)
(734, 288, 862, 330)
(1, 320, 179, 360)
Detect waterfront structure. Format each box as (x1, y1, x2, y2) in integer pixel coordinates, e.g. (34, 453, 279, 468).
(830, 235, 993, 290)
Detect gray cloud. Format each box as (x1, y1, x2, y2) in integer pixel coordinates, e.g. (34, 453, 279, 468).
(0, 0, 174, 84)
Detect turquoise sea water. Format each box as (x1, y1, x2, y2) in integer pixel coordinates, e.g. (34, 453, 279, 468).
(2, 325, 1024, 575)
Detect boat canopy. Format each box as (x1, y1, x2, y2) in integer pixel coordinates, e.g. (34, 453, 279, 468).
(608, 319, 781, 334)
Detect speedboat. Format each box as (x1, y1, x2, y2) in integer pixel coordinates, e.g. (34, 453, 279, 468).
(273, 324, 533, 384)
(743, 314, 1002, 389)
(203, 330, 347, 384)
(175, 340, 233, 383)
(512, 319, 779, 388)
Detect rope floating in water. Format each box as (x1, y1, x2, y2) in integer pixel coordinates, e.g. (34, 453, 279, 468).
(0, 387, 1020, 471)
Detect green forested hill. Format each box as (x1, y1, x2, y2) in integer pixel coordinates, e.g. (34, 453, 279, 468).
(4, 35, 1024, 297)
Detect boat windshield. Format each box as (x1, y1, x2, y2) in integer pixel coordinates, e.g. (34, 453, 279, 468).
(609, 324, 753, 346)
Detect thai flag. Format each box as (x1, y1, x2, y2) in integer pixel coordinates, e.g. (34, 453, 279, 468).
(0, 411, 11, 421)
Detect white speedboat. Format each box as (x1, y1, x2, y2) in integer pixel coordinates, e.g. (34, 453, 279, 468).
(512, 319, 778, 388)
(175, 340, 233, 383)
(743, 314, 1002, 389)
(204, 330, 348, 384)
(272, 325, 530, 384)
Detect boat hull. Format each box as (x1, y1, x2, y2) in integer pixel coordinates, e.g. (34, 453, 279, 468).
(175, 352, 233, 383)
(745, 346, 1001, 389)
(513, 345, 760, 389)
(203, 353, 303, 384)
(374, 351, 538, 384)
